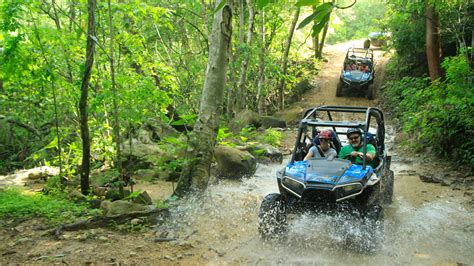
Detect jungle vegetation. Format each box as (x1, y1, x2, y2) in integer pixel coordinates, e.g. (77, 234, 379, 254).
(0, 0, 472, 208)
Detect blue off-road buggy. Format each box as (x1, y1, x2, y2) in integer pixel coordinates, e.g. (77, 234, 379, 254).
(258, 106, 394, 243)
(336, 48, 376, 99)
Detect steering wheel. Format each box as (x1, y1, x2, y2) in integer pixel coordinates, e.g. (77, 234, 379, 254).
(343, 154, 352, 160)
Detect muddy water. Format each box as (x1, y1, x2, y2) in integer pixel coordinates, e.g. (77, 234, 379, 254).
(163, 158, 473, 265)
(161, 123, 473, 265)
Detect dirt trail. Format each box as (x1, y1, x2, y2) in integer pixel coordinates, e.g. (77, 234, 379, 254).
(1, 41, 473, 265)
(301, 40, 387, 108)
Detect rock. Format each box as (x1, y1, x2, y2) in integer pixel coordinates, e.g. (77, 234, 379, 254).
(130, 218, 142, 225)
(273, 106, 304, 126)
(100, 200, 151, 216)
(419, 174, 439, 183)
(229, 110, 262, 133)
(134, 169, 159, 181)
(132, 191, 153, 205)
(105, 188, 131, 201)
(68, 189, 87, 202)
(120, 143, 174, 171)
(260, 116, 286, 129)
(246, 144, 283, 164)
(463, 176, 474, 189)
(27, 172, 46, 180)
(214, 145, 257, 179)
(76, 234, 88, 241)
(92, 186, 107, 197)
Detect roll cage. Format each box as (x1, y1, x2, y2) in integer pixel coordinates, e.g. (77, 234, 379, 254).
(290, 106, 386, 170)
(344, 48, 374, 73)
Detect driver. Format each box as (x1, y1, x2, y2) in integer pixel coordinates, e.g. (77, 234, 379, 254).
(359, 62, 369, 72)
(339, 128, 376, 166)
(304, 130, 337, 161)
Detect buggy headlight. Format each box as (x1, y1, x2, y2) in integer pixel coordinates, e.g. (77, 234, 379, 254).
(333, 183, 363, 201)
(282, 176, 305, 196)
(342, 184, 360, 192)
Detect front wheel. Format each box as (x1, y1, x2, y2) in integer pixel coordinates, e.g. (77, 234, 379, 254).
(366, 84, 374, 100)
(336, 80, 343, 97)
(258, 193, 288, 240)
(382, 170, 394, 204)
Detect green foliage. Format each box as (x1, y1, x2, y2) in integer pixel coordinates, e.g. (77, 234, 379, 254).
(383, 2, 426, 74)
(0, 187, 88, 225)
(384, 54, 473, 165)
(257, 128, 282, 147)
(156, 136, 187, 176)
(326, 0, 386, 45)
(297, 3, 333, 37)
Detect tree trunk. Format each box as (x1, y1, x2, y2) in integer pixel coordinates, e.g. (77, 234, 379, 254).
(236, 0, 255, 112)
(174, 0, 233, 196)
(316, 19, 329, 59)
(312, 5, 319, 58)
(278, 7, 300, 110)
(256, 9, 266, 115)
(227, 42, 236, 117)
(79, 0, 96, 195)
(425, 5, 443, 81)
(317, 0, 334, 59)
(226, 0, 244, 118)
(239, 0, 245, 44)
(107, 0, 122, 176)
(470, 29, 474, 70)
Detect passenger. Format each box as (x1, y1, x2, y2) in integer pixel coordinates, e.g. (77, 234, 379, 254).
(304, 130, 337, 161)
(339, 128, 376, 166)
(359, 63, 369, 72)
(350, 63, 357, 70)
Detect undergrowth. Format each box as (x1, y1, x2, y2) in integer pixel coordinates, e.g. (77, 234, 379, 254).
(0, 187, 88, 225)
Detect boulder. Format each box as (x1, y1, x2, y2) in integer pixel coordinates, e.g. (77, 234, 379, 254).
(229, 110, 262, 133)
(246, 144, 283, 164)
(260, 116, 286, 129)
(273, 106, 304, 126)
(214, 145, 257, 179)
(120, 143, 172, 170)
(132, 191, 153, 205)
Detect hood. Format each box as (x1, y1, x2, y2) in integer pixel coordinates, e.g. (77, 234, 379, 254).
(342, 70, 371, 82)
(285, 159, 373, 186)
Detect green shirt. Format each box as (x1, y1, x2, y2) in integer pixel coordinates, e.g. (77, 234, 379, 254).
(338, 144, 376, 167)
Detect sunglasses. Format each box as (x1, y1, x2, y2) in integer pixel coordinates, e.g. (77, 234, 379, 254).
(348, 136, 360, 141)
(320, 139, 331, 143)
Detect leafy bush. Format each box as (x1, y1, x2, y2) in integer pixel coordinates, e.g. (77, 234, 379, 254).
(385, 54, 473, 165)
(0, 187, 88, 225)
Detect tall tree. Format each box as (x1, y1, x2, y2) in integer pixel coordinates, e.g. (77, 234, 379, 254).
(107, 0, 122, 176)
(236, 0, 256, 112)
(316, 0, 335, 59)
(175, 0, 233, 195)
(256, 8, 266, 115)
(312, 5, 320, 59)
(277, 7, 300, 110)
(79, 0, 96, 195)
(425, 5, 443, 81)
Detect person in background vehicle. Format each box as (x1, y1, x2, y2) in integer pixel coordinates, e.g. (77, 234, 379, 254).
(346, 61, 357, 71)
(359, 62, 369, 72)
(339, 128, 376, 166)
(304, 130, 337, 160)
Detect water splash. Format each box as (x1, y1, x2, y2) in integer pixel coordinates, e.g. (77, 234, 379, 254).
(158, 162, 474, 265)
